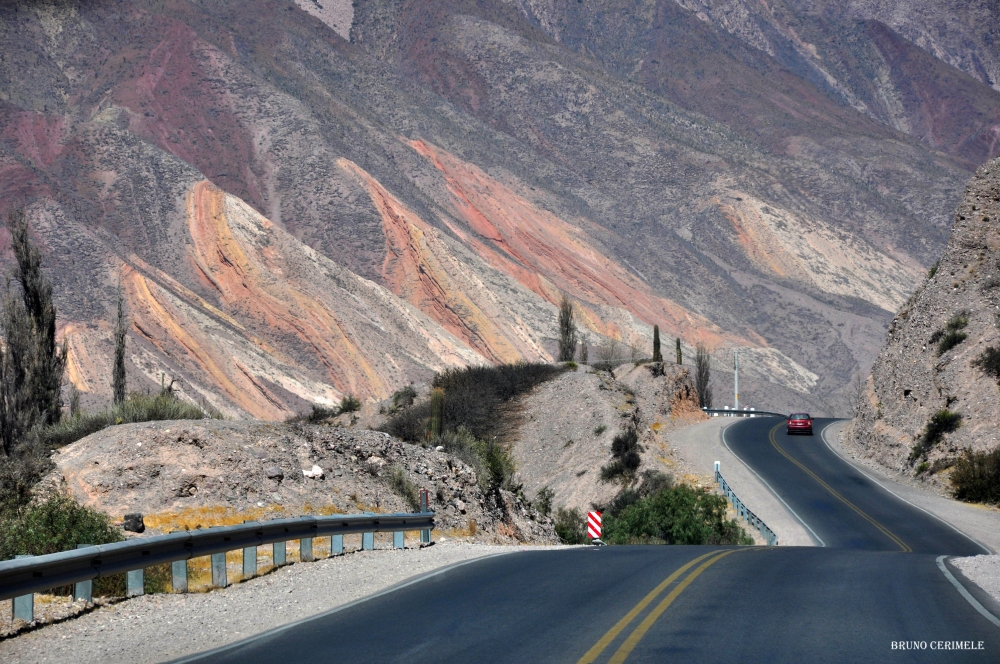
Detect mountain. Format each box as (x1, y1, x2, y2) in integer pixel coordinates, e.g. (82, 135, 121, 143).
(847, 157, 1000, 487)
(0, 0, 997, 418)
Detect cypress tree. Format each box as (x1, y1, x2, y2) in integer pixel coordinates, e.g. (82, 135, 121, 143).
(429, 387, 444, 439)
(112, 283, 127, 405)
(0, 210, 66, 456)
(652, 325, 662, 362)
(557, 296, 578, 362)
(675, 338, 682, 365)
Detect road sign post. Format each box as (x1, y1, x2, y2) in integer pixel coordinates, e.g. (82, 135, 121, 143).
(587, 511, 602, 543)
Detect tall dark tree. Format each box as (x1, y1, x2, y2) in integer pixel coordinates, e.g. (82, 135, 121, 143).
(112, 283, 127, 405)
(652, 325, 662, 362)
(675, 338, 682, 365)
(0, 210, 66, 457)
(557, 295, 577, 362)
(695, 343, 713, 409)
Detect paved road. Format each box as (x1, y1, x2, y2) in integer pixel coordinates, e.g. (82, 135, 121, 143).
(724, 417, 989, 554)
(178, 418, 1000, 663)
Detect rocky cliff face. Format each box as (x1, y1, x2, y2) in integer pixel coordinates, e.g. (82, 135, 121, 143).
(1, 1, 998, 417)
(848, 158, 1000, 488)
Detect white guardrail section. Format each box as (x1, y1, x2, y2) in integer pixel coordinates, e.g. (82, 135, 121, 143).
(1, 510, 435, 622)
(714, 461, 778, 546)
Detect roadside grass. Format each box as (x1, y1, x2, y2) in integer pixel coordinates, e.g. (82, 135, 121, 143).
(143, 503, 347, 532)
(41, 392, 218, 449)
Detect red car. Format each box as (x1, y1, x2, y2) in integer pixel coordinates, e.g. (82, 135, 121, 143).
(787, 413, 813, 435)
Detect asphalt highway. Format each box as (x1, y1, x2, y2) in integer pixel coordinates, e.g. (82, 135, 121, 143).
(178, 418, 1000, 663)
(724, 418, 989, 554)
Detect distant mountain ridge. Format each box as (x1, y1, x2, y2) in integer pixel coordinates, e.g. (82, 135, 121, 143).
(0, 0, 997, 417)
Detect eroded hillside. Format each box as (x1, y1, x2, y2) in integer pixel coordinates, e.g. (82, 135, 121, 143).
(847, 157, 1000, 488)
(1, 0, 997, 416)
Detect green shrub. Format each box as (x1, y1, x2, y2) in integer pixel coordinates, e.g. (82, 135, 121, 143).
(387, 466, 421, 511)
(42, 392, 216, 449)
(600, 427, 642, 483)
(0, 494, 126, 595)
(595, 470, 673, 520)
(938, 331, 968, 355)
(563, 361, 578, 371)
(339, 394, 361, 414)
(535, 487, 554, 517)
(950, 447, 1000, 504)
(593, 424, 607, 436)
(602, 484, 752, 545)
(909, 409, 962, 462)
(934, 313, 969, 356)
(386, 385, 417, 414)
(972, 346, 1000, 383)
(554, 507, 588, 544)
(381, 363, 565, 443)
(435, 426, 517, 502)
(928, 261, 939, 279)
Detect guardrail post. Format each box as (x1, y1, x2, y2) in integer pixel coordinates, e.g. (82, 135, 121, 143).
(300, 537, 313, 562)
(331, 534, 343, 556)
(171, 560, 188, 593)
(12, 555, 32, 622)
(74, 544, 93, 602)
(243, 545, 257, 579)
(273, 541, 286, 567)
(362, 531, 374, 550)
(419, 489, 431, 544)
(126, 569, 144, 597)
(393, 531, 405, 549)
(211, 553, 228, 588)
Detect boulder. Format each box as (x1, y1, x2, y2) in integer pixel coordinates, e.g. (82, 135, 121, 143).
(123, 513, 145, 533)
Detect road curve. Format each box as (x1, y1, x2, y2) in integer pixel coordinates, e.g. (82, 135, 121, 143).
(177, 546, 999, 663)
(175, 418, 1000, 663)
(724, 417, 988, 554)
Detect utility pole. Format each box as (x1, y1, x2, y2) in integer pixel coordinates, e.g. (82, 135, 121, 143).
(734, 349, 739, 411)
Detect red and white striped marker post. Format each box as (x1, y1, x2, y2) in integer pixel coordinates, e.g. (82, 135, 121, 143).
(587, 511, 602, 540)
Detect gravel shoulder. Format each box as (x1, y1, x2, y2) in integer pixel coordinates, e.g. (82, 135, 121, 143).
(0, 541, 565, 663)
(665, 417, 817, 547)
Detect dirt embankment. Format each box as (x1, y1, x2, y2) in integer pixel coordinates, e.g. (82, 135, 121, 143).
(510, 362, 705, 512)
(41, 420, 555, 544)
(847, 157, 1000, 489)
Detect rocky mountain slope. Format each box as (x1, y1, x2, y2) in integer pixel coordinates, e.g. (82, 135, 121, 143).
(1, 1, 998, 416)
(43, 418, 556, 543)
(847, 157, 1000, 488)
(512, 362, 704, 511)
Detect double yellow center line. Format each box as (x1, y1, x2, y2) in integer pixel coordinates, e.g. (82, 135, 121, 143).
(578, 549, 742, 664)
(767, 423, 911, 552)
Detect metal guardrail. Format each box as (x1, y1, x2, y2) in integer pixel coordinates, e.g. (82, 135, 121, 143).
(714, 462, 777, 546)
(0, 511, 434, 604)
(703, 408, 786, 418)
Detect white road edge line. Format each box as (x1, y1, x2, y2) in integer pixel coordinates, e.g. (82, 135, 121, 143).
(720, 419, 826, 547)
(820, 424, 993, 555)
(936, 556, 1000, 629)
(168, 549, 522, 663)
